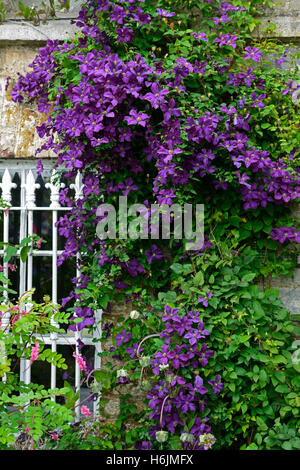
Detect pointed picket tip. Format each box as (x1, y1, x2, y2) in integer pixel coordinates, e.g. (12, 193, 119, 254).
(70, 171, 84, 200)
(0, 169, 17, 204)
(22, 170, 40, 208)
(45, 169, 65, 208)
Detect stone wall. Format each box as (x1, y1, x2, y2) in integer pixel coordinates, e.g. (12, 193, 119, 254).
(0, 46, 50, 159)
(259, 0, 300, 41)
(0, 2, 80, 160)
(101, 302, 146, 421)
(272, 201, 300, 328)
(0, 1, 299, 161)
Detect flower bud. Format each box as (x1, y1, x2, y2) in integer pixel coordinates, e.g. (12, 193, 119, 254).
(139, 355, 151, 367)
(180, 433, 194, 443)
(156, 430, 168, 443)
(130, 310, 140, 319)
(91, 380, 102, 393)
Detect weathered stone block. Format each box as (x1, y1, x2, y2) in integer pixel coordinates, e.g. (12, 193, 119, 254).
(0, 48, 54, 158)
(103, 396, 120, 419)
(278, 287, 300, 316)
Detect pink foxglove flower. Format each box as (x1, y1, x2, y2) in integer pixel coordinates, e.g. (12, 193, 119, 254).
(73, 352, 87, 371)
(11, 314, 20, 326)
(81, 405, 91, 418)
(30, 342, 40, 364)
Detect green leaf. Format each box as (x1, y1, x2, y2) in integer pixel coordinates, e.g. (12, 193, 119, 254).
(282, 441, 292, 450)
(170, 263, 184, 274)
(249, 22, 257, 33)
(274, 371, 286, 383)
(94, 369, 111, 389)
(193, 271, 204, 285)
(272, 355, 287, 365)
(252, 300, 264, 318)
(259, 369, 268, 383)
(19, 237, 32, 248)
(275, 384, 290, 393)
(256, 416, 267, 431)
(63, 380, 75, 398)
(20, 245, 31, 263)
(4, 245, 17, 263)
(252, 220, 263, 232)
(242, 272, 256, 282)
(241, 403, 248, 414)
(99, 294, 109, 309)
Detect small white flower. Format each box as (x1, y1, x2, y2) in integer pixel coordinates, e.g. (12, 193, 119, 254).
(116, 368, 128, 378)
(130, 310, 140, 319)
(156, 430, 168, 443)
(159, 363, 169, 371)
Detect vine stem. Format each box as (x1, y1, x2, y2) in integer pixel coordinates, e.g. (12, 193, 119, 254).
(209, 224, 223, 259)
(73, 392, 96, 412)
(85, 367, 97, 385)
(160, 394, 169, 429)
(136, 333, 161, 357)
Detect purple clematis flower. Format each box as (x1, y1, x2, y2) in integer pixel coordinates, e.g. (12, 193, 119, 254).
(124, 109, 150, 127)
(243, 46, 262, 62)
(156, 8, 176, 17)
(197, 292, 213, 307)
(135, 441, 152, 450)
(142, 82, 169, 109)
(214, 33, 238, 49)
(145, 244, 163, 264)
(193, 375, 208, 395)
(115, 329, 132, 346)
(208, 375, 224, 394)
(184, 328, 207, 346)
(193, 32, 208, 42)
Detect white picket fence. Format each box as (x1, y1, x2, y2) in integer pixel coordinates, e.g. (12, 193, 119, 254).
(0, 160, 101, 418)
